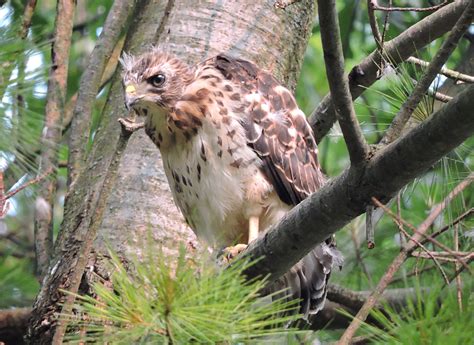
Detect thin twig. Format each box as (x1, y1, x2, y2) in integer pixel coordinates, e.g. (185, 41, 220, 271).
(449, 256, 474, 283)
(390, 264, 437, 284)
(318, 0, 369, 165)
(5, 170, 53, 201)
(409, 76, 453, 103)
(407, 56, 474, 84)
(396, 192, 408, 284)
(380, 0, 391, 44)
(411, 251, 473, 262)
(391, 215, 450, 284)
(367, 1, 383, 53)
(455, 224, 463, 311)
(430, 89, 453, 103)
(372, 0, 449, 12)
(365, 206, 375, 248)
(67, 0, 135, 187)
(427, 208, 473, 241)
(34, 0, 76, 280)
(372, 193, 473, 274)
(381, 2, 474, 144)
(337, 174, 472, 344)
(350, 222, 374, 286)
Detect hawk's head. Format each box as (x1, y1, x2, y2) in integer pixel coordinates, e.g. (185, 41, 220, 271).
(121, 51, 193, 114)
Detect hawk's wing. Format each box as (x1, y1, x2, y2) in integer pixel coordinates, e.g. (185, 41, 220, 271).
(214, 54, 325, 206)
(213, 55, 342, 318)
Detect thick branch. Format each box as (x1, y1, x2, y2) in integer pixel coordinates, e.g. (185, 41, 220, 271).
(242, 83, 474, 284)
(34, 0, 75, 280)
(381, 2, 474, 144)
(318, 0, 369, 165)
(67, 0, 135, 186)
(309, 0, 469, 143)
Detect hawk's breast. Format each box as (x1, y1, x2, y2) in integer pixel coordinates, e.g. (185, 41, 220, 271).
(159, 117, 267, 247)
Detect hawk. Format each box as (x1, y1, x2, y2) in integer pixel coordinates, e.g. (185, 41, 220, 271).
(121, 50, 342, 317)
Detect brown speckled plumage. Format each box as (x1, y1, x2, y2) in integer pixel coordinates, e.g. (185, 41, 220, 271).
(122, 50, 342, 318)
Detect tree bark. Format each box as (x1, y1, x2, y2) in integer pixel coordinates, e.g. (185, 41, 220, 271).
(27, 1, 316, 343)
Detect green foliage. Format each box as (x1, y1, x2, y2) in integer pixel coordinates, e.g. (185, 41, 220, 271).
(61, 246, 304, 344)
(359, 282, 474, 344)
(0, 256, 39, 308)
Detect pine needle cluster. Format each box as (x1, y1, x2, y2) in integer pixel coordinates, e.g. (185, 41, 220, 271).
(61, 246, 305, 344)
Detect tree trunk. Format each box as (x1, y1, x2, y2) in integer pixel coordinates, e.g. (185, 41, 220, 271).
(27, 1, 316, 343)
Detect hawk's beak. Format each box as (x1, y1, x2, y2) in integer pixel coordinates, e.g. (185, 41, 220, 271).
(124, 84, 140, 111)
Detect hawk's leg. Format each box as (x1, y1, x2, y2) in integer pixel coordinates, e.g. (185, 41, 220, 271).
(248, 215, 259, 243)
(219, 216, 261, 264)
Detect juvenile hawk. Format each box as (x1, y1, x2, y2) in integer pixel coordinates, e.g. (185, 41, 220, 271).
(122, 50, 342, 317)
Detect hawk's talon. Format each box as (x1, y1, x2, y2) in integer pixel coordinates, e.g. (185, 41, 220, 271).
(118, 117, 145, 134)
(218, 243, 248, 265)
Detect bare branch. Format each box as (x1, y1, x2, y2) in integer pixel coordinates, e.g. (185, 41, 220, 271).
(19, 0, 37, 39)
(454, 225, 462, 313)
(67, 0, 135, 186)
(365, 206, 375, 249)
(4, 170, 53, 200)
(407, 56, 474, 84)
(34, 0, 76, 280)
(367, 1, 383, 53)
(372, 195, 473, 274)
(62, 36, 126, 136)
(372, 0, 450, 12)
(241, 83, 474, 290)
(430, 89, 453, 103)
(318, 0, 369, 165)
(309, 0, 469, 143)
(338, 174, 473, 344)
(381, 2, 474, 144)
(372, 198, 450, 284)
(427, 208, 473, 241)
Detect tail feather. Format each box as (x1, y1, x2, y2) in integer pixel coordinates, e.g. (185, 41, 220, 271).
(271, 240, 343, 319)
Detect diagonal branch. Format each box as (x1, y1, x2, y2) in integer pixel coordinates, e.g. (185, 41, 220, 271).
(318, 0, 369, 165)
(309, 0, 469, 143)
(372, 196, 473, 274)
(67, 0, 135, 187)
(367, 0, 383, 53)
(381, 1, 474, 144)
(338, 174, 473, 344)
(241, 82, 474, 287)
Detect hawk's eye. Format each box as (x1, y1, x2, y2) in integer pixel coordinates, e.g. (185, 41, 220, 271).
(148, 74, 166, 87)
